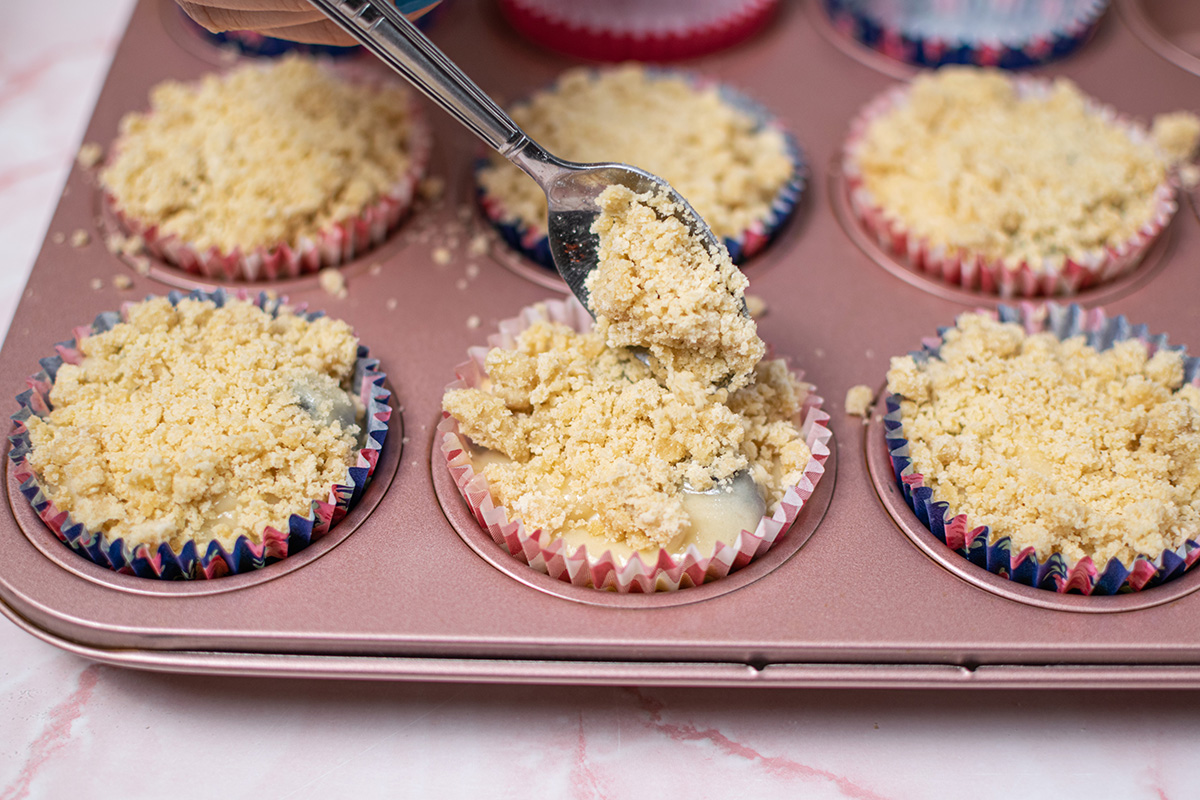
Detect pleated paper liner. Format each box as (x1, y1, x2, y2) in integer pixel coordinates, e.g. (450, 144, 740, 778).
(823, 0, 1108, 69)
(842, 74, 1178, 297)
(885, 302, 1200, 595)
(7, 288, 392, 580)
(497, 0, 778, 62)
(476, 69, 806, 274)
(101, 66, 432, 283)
(437, 298, 832, 593)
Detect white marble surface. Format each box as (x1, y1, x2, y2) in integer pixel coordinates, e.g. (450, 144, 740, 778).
(2, 3, 1200, 799)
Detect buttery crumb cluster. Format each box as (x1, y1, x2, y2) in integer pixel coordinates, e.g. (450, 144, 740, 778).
(887, 313, 1200, 567)
(101, 57, 415, 253)
(444, 187, 810, 551)
(853, 68, 1198, 271)
(476, 65, 793, 241)
(27, 298, 362, 553)
(587, 186, 764, 390)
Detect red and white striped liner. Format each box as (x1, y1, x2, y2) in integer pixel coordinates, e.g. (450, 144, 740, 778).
(437, 298, 832, 593)
(103, 77, 432, 283)
(842, 76, 1179, 298)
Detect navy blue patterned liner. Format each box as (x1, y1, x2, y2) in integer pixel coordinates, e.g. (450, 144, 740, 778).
(885, 303, 1200, 595)
(8, 289, 391, 580)
(475, 73, 807, 271)
(823, 0, 1108, 69)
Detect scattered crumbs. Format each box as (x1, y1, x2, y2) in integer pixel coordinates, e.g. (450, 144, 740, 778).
(69, 229, 91, 248)
(744, 294, 767, 319)
(131, 256, 151, 276)
(865, 348, 875, 359)
(456, 204, 473, 221)
(815, 347, 826, 358)
(105, 231, 145, 257)
(1181, 164, 1200, 190)
(874, 723, 879, 730)
(318, 267, 348, 299)
(76, 142, 104, 169)
(51, 232, 65, 245)
(432, 246, 453, 266)
(845, 384, 875, 417)
(89, 278, 104, 291)
(386, 298, 398, 311)
(466, 314, 481, 329)
(368, 262, 383, 276)
(455, 278, 469, 291)
(468, 233, 489, 257)
(112, 275, 134, 290)
(419, 175, 445, 202)
(465, 263, 480, 280)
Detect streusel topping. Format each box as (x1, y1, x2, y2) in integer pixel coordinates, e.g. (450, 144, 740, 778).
(854, 68, 1196, 270)
(101, 57, 414, 252)
(887, 312, 1200, 566)
(476, 65, 793, 242)
(28, 298, 362, 553)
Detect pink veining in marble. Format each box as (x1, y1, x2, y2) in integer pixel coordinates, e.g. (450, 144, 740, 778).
(1, 665, 102, 800)
(629, 689, 892, 800)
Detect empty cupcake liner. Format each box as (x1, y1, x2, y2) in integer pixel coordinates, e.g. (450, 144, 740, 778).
(885, 302, 1200, 595)
(7, 288, 392, 580)
(823, 0, 1108, 69)
(438, 298, 832, 593)
(843, 75, 1178, 297)
(497, 0, 779, 62)
(476, 70, 806, 273)
(103, 76, 432, 283)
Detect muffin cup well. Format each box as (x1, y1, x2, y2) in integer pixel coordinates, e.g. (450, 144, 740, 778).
(497, 0, 779, 62)
(476, 70, 806, 272)
(7, 288, 392, 580)
(842, 76, 1178, 298)
(438, 298, 832, 593)
(885, 302, 1200, 595)
(103, 74, 432, 283)
(823, 0, 1108, 69)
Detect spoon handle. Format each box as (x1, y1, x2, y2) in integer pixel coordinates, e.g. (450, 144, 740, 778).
(307, 0, 528, 156)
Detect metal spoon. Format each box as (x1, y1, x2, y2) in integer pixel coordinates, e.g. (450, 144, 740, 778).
(304, 0, 725, 309)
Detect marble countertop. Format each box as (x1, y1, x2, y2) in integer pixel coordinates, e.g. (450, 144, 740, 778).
(2, 3, 1198, 798)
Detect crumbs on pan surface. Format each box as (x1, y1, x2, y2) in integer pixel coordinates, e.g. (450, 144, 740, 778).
(477, 64, 793, 241)
(100, 57, 414, 253)
(845, 384, 875, 417)
(27, 298, 362, 553)
(887, 312, 1200, 566)
(855, 68, 1198, 271)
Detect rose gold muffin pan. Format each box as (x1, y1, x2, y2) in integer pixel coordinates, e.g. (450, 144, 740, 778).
(3, 0, 1200, 688)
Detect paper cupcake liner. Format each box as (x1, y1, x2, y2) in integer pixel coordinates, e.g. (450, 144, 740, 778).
(843, 76, 1178, 297)
(497, 0, 778, 62)
(476, 71, 806, 273)
(7, 288, 392, 580)
(104, 78, 432, 283)
(823, 0, 1107, 69)
(437, 298, 832, 593)
(885, 302, 1200, 595)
